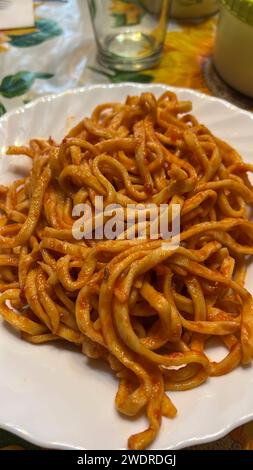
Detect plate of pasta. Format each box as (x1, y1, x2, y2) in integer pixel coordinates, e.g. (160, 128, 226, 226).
(1, 83, 253, 450)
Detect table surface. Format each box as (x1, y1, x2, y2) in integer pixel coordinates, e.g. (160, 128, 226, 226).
(0, 0, 253, 451)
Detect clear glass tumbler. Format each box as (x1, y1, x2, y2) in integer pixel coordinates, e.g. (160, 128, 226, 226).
(88, 0, 170, 71)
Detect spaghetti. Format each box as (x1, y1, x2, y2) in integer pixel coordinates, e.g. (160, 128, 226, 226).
(1, 91, 253, 449)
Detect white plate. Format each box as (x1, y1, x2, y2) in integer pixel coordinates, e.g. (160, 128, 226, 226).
(1, 83, 253, 450)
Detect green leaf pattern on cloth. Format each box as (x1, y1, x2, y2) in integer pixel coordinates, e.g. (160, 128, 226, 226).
(88, 66, 153, 84)
(112, 13, 127, 27)
(88, 0, 97, 21)
(8, 19, 63, 48)
(111, 0, 145, 27)
(0, 102, 6, 117)
(0, 71, 54, 99)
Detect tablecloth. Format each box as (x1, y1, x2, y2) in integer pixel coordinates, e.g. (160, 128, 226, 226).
(0, 0, 253, 451)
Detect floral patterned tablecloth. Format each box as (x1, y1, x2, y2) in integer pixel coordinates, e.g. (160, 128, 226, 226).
(0, 0, 253, 451)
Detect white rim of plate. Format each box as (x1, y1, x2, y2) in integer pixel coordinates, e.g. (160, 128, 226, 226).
(1, 82, 253, 125)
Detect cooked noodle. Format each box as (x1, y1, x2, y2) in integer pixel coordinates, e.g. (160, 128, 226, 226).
(1, 91, 253, 449)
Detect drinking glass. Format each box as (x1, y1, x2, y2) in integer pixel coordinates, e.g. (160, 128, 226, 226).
(88, 0, 170, 71)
